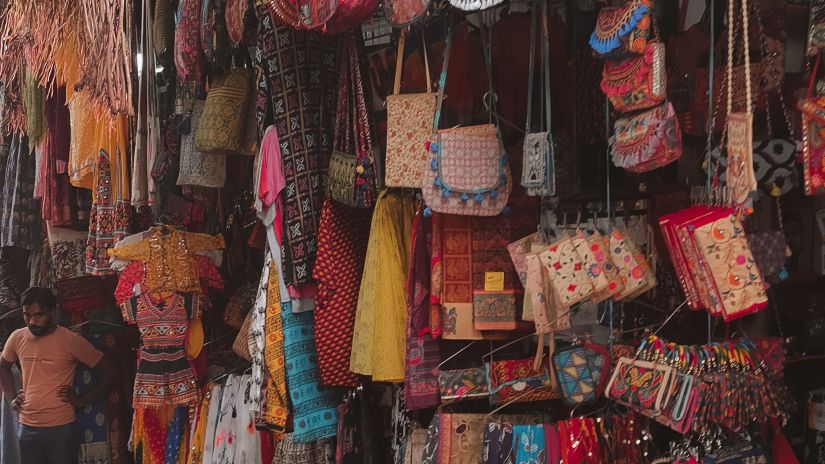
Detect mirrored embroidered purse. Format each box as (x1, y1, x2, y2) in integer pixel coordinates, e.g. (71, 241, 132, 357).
(589, 0, 653, 58)
(601, 42, 666, 113)
(611, 102, 682, 173)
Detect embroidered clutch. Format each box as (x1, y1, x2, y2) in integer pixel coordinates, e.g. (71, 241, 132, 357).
(798, 96, 825, 195)
(601, 42, 666, 113)
(605, 357, 674, 417)
(589, 0, 653, 58)
(488, 358, 558, 405)
(611, 102, 683, 173)
(438, 366, 489, 401)
(538, 237, 595, 308)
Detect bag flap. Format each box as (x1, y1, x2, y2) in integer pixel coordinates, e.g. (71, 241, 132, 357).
(589, 0, 652, 55)
(435, 125, 503, 193)
(601, 42, 662, 95)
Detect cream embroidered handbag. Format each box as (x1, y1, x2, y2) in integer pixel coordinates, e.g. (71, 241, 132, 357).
(385, 30, 436, 188)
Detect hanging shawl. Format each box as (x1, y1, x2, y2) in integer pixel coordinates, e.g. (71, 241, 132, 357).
(0, 135, 40, 250)
(254, 6, 339, 287)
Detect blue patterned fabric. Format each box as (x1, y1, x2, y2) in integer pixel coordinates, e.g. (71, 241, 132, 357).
(165, 407, 187, 464)
(281, 302, 340, 442)
(74, 333, 110, 464)
(513, 424, 545, 464)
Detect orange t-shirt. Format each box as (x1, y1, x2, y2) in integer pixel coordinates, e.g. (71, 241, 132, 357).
(1, 326, 103, 427)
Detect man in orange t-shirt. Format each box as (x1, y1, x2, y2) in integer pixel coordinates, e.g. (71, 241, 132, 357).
(0, 287, 116, 464)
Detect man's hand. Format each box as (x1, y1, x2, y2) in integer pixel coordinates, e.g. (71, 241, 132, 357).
(10, 390, 24, 412)
(57, 385, 85, 409)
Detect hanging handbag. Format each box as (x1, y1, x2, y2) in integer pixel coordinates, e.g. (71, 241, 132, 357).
(232, 310, 253, 361)
(195, 67, 253, 155)
(447, 0, 503, 12)
(551, 341, 610, 406)
(422, 20, 511, 217)
(383, 0, 429, 26)
(799, 57, 825, 196)
(178, 100, 228, 188)
(611, 102, 682, 173)
(606, 356, 674, 417)
(589, 0, 653, 58)
(522, 0, 555, 195)
(538, 236, 595, 308)
(725, 0, 757, 205)
(601, 42, 667, 113)
(223, 282, 257, 330)
(438, 366, 489, 401)
(487, 357, 558, 405)
(327, 32, 378, 209)
(385, 30, 436, 189)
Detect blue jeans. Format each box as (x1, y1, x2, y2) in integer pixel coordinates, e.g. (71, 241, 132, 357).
(17, 423, 78, 464)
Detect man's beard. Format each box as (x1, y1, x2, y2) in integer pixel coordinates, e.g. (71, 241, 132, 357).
(27, 325, 49, 336)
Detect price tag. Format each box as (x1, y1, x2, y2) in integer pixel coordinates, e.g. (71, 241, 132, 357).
(484, 272, 504, 292)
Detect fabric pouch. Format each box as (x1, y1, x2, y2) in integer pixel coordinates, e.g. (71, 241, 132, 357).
(589, 0, 653, 58)
(606, 357, 674, 416)
(601, 42, 666, 113)
(611, 102, 682, 172)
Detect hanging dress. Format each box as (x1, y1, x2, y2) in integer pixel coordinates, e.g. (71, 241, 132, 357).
(349, 190, 414, 382)
(313, 199, 371, 387)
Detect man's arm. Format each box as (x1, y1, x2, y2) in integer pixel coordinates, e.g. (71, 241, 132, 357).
(57, 356, 117, 408)
(0, 358, 20, 411)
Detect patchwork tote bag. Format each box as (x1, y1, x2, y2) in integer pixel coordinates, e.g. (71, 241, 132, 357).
(422, 20, 511, 217)
(385, 30, 437, 188)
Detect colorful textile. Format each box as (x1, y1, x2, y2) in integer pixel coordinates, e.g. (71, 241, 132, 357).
(281, 302, 340, 443)
(164, 406, 187, 464)
(272, 433, 329, 463)
(200, 383, 223, 464)
(405, 210, 440, 410)
(186, 384, 214, 464)
(254, 7, 339, 287)
(85, 115, 131, 275)
(249, 255, 270, 415)
(313, 199, 371, 388)
(120, 293, 203, 407)
(263, 256, 288, 431)
(0, 135, 41, 251)
(513, 424, 545, 464)
(108, 226, 224, 295)
(74, 335, 111, 464)
(437, 413, 486, 464)
(482, 421, 515, 464)
(212, 375, 242, 463)
(350, 191, 415, 382)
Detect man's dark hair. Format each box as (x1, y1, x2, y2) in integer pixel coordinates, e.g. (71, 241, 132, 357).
(20, 287, 57, 311)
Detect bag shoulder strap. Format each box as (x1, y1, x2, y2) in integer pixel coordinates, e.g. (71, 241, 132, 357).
(433, 18, 454, 131)
(726, 0, 752, 116)
(393, 28, 433, 96)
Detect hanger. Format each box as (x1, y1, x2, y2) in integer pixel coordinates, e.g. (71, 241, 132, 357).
(437, 340, 478, 369)
(480, 332, 536, 364)
(69, 319, 126, 331)
(483, 388, 540, 421)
